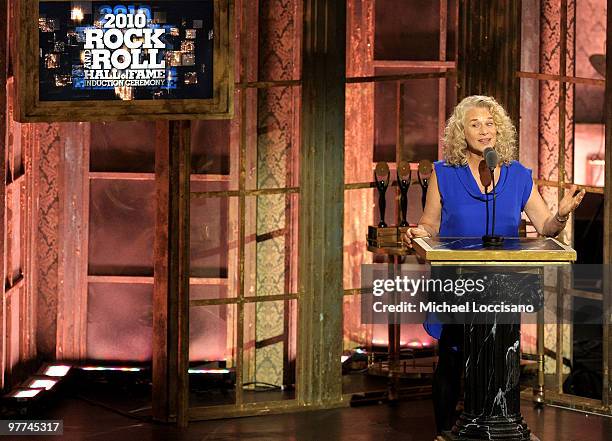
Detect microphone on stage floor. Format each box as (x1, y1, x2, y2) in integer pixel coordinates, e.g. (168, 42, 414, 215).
(482, 147, 504, 246)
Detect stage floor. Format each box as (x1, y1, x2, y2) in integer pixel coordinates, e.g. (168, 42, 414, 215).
(21, 393, 611, 441)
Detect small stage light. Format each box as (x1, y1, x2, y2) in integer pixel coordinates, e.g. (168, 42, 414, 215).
(188, 368, 231, 374)
(81, 366, 142, 372)
(41, 364, 71, 377)
(6, 388, 44, 399)
(23, 376, 59, 391)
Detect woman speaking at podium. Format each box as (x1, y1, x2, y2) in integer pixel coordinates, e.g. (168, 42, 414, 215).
(401, 95, 585, 437)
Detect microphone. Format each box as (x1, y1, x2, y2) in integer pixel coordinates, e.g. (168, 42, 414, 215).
(484, 147, 498, 170)
(481, 147, 504, 246)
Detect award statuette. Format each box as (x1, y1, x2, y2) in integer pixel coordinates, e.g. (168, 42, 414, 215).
(374, 162, 391, 228)
(417, 159, 433, 209)
(397, 161, 412, 227)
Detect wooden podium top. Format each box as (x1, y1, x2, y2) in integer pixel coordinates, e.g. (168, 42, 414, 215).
(412, 237, 576, 263)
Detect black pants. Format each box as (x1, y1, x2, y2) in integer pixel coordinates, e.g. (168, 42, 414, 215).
(433, 324, 464, 434)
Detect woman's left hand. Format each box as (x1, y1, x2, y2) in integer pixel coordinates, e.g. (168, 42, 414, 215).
(558, 184, 586, 217)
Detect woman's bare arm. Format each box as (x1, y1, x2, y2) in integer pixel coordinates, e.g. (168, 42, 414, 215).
(524, 182, 585, 236)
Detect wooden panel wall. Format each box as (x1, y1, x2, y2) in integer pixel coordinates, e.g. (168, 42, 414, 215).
(457, 0, 522, 126)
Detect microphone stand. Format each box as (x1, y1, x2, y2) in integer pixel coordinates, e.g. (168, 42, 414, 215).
(484, 184, 489, 236)
(482, 166, 504, 246)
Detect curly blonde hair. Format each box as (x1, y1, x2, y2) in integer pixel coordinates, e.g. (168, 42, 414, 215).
(443, 95, 517, 166)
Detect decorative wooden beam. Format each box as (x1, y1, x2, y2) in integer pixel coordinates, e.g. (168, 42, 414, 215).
(56, 123, 90, 361)
(346, 71, 453, 84)
(175, 120, 191, 427)
(152, 121, 171, 422)
(88, 172, 230, 182)
(0, 0, 7, 390)
(518, 0, 540, 173)
(298, 0, 346, 407)
(22, 101, 37, 367)
(88, 275, 155, 285)
(152, 121, 191, 425)
(602, 0, 612, 410)
(457, 0, 521, 125)
(438, 0, 449, 159)
(516, 71, 604, 87)
(372, 60, 455, 68)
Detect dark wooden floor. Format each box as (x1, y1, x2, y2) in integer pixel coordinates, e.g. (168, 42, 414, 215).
(18, 394, 611, 441)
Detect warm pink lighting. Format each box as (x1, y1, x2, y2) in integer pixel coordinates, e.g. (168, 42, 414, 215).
(574, 124, 605, 187)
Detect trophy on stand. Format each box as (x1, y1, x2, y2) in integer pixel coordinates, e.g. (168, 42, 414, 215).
(367, 162, 398, 250)
(374, 162, 390, 228)
(417, 159, 433, 210)
(397, 160, 412, 227)
(366, 162, 413, 405)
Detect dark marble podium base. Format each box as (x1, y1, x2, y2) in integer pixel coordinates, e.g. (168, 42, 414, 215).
(438, 434, 540, 441)
(447, 412, 532, 440)
(436, 321, 536, 441)
(434, 432, 540, 441)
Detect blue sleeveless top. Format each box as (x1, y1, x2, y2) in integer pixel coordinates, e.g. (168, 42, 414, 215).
(435, 160, 533, 237)
(424, 160, 533, 340)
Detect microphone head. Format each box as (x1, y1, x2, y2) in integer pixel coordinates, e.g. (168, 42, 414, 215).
(484, 147, 498, 169)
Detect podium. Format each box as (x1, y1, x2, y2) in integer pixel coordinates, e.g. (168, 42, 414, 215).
(413, 237, 576, 441)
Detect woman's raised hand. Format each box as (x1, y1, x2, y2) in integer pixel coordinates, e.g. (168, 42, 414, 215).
(402, 227, 430, 249)
(558, 184, 586, 218)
